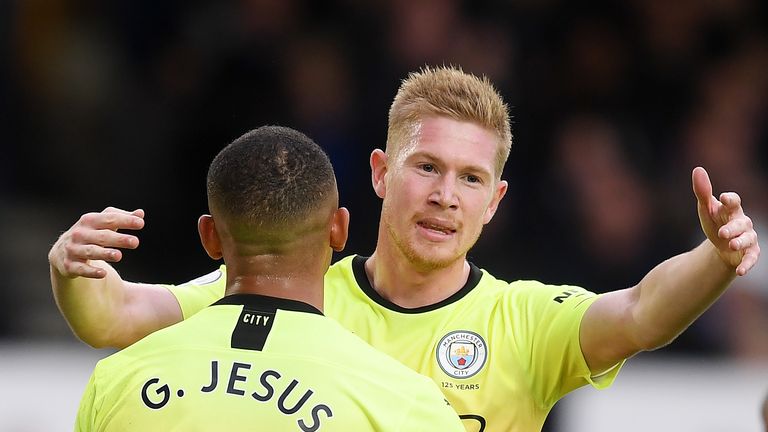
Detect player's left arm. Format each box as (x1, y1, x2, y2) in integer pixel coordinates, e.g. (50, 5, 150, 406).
(579, 167, 761, 374)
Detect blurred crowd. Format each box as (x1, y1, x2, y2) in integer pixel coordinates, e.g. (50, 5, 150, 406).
(2, 0, 767, 362)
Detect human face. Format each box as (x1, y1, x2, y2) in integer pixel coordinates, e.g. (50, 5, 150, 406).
(373, 116, 508, 270)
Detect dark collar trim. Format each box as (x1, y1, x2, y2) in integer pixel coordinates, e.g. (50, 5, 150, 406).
(213, 293, 323, 315)
(351, 255, 482, 314)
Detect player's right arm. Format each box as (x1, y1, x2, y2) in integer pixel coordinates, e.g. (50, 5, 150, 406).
(49, 207, 183, 349)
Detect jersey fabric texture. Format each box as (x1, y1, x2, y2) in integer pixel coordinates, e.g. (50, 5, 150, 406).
(76, 293, 464, 432)
(167, 256, 623, 432)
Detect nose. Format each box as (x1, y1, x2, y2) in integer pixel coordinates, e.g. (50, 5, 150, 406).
(429, 177, 459, 210)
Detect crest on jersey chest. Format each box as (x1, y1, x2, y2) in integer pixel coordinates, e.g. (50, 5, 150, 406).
(436, 330, 487, 379)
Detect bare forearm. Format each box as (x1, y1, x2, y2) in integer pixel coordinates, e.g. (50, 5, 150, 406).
(51, 260, 127, 348)
(632, 240, 735, 349)
(48, 208, 184, 348)
(582, 169, 760, 372)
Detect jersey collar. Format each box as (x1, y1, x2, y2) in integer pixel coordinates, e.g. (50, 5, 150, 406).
(213, 293, 323, 315)
(351, 255, 483, 314)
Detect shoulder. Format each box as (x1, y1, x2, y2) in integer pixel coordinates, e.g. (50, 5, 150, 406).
(325, 255, 356, 280)
(475, 269, 598, 314)
(90, 312, 218, 394)
(323, 255, 361, 301)
(181, 265, 227, 286)
(165, 266, 227, 318)
(97, 312, 204, 369)
(317, 316, 425, 380)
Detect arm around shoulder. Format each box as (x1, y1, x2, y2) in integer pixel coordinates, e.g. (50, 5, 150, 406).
(49, 208, 183, 348)
(51, 259, 183, 349)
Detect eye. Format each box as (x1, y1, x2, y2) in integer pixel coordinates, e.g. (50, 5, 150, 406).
(420, 163, 435, 173)
(466, 175, 481, 184)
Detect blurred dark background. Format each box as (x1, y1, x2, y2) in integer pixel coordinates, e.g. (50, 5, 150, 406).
(2, 0, 767, 380)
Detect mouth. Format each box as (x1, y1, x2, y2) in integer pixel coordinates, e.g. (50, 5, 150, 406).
(416, 220, 457, 236)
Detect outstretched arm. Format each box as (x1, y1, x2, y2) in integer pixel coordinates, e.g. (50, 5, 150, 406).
(49, 207, 183, 349)
(580, 167, 761, 373)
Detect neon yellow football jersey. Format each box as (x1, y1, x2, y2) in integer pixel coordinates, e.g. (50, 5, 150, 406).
(76, 294, 464, 432)
(168, 256, 622, 432)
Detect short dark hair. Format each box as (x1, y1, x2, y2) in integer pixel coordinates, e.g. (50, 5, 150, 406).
(206, 126, 336, 242)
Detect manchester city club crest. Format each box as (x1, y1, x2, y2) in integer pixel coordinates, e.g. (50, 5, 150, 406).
(436, 330, 487, 379)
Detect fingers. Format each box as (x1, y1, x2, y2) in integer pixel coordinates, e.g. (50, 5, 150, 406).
(718, 192, 741, 210)
(717, 209, 751, 241)
(693, 170, 762, 276)
(712, 202, 761, 276)
(725, 227, 757, 252)
(691, 167, 714, 208)
(84, 208, 145, 231)
(75, 264, 108, 279)
(71, 222, 141, 250)
(65, 239, 128, 263)
(717, 205, 755, 254)
(49, 236, 112, 279)
(737, 247, 761, 276)
(58, 255, 110, 279)
(103, 207, 145, 219)
(49, 207, 145, 279)
(727, 222, 759, 276)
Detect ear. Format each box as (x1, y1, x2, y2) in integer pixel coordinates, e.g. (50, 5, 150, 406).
(370, 149, 388, 199)
(483, 180, 508, 224)
(198, 215, 223, 259)
(330, 207, 350, 252)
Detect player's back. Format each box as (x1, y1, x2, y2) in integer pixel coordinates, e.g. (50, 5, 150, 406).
(76, 294, 463, 432)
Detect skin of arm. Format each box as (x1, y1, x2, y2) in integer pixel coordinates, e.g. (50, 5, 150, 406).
(49, 208, 182, 349)
(580, 167, 761, 373)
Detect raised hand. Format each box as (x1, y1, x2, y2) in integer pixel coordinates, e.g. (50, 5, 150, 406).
(692, 167, 760, 276)
(48, 207, 145, 279)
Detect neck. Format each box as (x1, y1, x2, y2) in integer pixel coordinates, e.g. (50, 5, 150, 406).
(224, 255, 325, 312)
(365, 240, 470, 309)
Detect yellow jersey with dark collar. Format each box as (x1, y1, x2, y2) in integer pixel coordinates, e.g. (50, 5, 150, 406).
(76, 294, 464, 432)
(168, 256, 622, 432)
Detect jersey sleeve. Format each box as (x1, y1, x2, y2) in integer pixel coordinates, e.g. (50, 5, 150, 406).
(75, 371, 98, 432)
(399, 377, 465, 432)
(510, 282, 623, 407)
(164, 266, 227, 319)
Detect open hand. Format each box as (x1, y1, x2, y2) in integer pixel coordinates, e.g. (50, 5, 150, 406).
(48, 207, 145, 279)
(692, 167, 760, 276)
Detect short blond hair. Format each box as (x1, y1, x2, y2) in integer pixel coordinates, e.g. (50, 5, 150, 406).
(387, 65, 512, 178)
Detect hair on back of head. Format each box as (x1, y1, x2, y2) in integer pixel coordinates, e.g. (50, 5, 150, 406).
(388, 65, 512, 177)
(206, 126, 336, 243)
